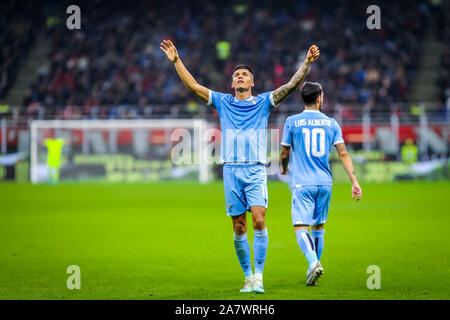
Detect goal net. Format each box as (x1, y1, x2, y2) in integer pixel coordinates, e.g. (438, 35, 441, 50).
(30, 119, 212, 184)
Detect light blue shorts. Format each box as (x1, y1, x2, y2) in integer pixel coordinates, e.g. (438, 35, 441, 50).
(223, 164, 268, 216)
(291, 185, 332, 226)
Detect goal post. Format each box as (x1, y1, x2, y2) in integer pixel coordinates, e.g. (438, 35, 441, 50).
(30, 119, 212, 184)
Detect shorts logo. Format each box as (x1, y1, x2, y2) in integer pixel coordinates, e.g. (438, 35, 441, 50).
(227, 204, 232, 213)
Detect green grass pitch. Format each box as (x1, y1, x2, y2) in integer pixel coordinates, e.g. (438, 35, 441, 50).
(0, 181, 449, 300)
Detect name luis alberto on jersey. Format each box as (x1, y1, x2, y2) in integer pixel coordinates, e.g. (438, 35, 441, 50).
(294, 119, 332, 127)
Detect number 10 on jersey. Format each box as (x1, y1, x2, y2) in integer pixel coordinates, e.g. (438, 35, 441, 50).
(302, 128, 325, 157)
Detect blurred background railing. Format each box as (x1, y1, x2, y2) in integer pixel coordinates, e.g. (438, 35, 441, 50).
(0, 102, 448, 162)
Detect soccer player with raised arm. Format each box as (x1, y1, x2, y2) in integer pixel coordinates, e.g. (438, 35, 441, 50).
(160, 40, 319, 293)
(280, 82, 362, 286)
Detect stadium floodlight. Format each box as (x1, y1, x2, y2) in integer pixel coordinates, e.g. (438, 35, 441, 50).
(30, 119, 212, 184)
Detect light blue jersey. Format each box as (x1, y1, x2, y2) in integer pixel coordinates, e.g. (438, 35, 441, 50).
(208, 90, 278, 164)
(282, 109, 343, 226)
(281, 109, 344, 187)
(208, 89, 278, 216)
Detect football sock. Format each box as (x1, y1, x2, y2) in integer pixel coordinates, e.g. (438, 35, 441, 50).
(295, 229, 318, 268)
(233, 233, 253, 278)
(311, 229, 325, 261)
(253, 228, 268, 275)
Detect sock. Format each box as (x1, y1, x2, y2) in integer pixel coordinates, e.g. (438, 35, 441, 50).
(234, 233, 253, 278)
(253, 228, 268, 275)
(295, 229, 318, 268)
(53, 168, 60, 185)
(311, 230, 325, 261)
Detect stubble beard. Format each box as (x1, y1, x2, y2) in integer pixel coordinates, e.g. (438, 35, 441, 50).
(235, 86, 250, 93)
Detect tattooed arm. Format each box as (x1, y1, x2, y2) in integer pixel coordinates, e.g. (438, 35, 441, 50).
(272, 45, 320, 106)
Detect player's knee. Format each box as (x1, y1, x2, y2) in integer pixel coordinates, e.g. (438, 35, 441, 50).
(253, 217, 266, 230)
(234, 222, 247, 234)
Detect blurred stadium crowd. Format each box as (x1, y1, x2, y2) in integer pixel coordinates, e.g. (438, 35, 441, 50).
(0, 1, 41, 100)
(439, 11, 450, 111)
(0, 0, 448, 121)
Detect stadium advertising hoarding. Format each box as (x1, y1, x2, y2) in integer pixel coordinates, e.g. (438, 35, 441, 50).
(14, 120, 446, 183)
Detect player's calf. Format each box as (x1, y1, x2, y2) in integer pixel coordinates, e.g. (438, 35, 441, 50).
(311, 227, 325, 261)
(250, 207, 268, 293)
(295, 228, 319, 267)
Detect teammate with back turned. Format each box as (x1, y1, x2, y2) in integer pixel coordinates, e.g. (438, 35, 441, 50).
(160, 39, 319, 293)
(280, 82, 362, 286)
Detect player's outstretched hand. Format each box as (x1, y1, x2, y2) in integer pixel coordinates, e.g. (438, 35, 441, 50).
(305, 45, 320, 64)
(352, 182, 362, 201)
(160, 40, 179, 63)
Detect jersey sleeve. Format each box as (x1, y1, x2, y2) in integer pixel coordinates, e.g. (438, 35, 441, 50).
(281, 118, 292, 147)
(207, 90, 226, 110)
(259, 91, 279, 113)
(332, 120, 344, 145)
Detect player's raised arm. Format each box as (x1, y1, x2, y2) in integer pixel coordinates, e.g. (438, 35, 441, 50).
(335, 143, 362, 201)
(272, 45, 320, 106)
(160, 40, 210, 103)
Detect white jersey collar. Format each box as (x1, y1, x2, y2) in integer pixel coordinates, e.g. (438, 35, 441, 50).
(234, 95, 254, 102)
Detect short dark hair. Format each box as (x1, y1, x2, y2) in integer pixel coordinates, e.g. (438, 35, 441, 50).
(300, 82, 322, 105)
(232, 64, 254, 78)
